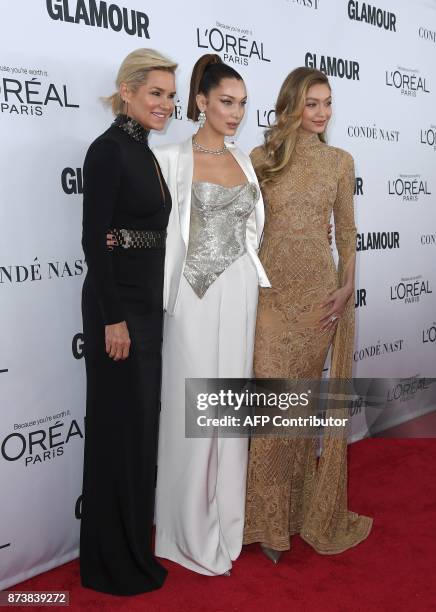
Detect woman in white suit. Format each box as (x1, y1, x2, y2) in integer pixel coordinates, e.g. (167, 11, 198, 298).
(153, 54, 269, 576)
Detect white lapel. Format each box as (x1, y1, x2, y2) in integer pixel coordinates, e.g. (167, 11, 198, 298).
(228, 143, 264, 245)
(176, 137, 194, 248)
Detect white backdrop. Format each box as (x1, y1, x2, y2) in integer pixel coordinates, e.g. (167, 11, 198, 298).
(1, 0, 435, 590)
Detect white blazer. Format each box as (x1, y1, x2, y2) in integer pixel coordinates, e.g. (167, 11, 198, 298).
(153, 137, 271, 315)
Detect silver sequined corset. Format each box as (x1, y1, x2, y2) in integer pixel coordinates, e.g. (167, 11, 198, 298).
(183, 181, 259, 298)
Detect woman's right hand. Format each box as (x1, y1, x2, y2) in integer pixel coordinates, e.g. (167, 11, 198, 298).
(105, 321, 131, 360)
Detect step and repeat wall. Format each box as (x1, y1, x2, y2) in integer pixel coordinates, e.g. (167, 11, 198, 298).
(1, 0, 435, 590)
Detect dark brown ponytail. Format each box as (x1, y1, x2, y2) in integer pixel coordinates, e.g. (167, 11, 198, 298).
(187, 54, 243, 121)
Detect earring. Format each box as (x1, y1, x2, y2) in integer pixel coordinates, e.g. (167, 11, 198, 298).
(123, 99, 129, 116)
(198, 110, 206, 128)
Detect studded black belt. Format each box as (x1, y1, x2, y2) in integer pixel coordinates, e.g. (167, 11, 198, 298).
(111, 228, 167, 249)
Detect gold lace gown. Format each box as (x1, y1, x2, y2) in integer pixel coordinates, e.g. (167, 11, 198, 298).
(243, 130, 373, 554)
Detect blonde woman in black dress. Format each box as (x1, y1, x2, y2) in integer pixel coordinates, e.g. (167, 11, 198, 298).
(80, 48, 176, 595)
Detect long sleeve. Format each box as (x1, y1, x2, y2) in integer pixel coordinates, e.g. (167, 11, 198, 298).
(330, 150, 357, 380)
(82, 138, 125, 325)
(333, 151, 357, 282)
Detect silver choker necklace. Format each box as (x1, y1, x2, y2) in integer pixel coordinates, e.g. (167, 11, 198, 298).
(192, 137, 228, 156)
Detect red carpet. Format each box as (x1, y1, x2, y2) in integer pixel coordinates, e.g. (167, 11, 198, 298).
(10, 438, 436, 611)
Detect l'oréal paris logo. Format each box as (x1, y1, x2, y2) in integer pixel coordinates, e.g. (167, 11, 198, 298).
(196, 22, 271, 66)
(385, 67, 430, 97)
(422, 323, 436, 344)
(1, 414, 83, 467)
(388, 174, 431, 202)
(390, 275, 432, 304)
(256, 107, 275, 128)
(0, 75, 79, 117)
(420, 126, 436, 151)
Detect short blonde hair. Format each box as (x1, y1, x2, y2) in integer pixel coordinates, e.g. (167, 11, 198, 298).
(104, 48, 177, 115)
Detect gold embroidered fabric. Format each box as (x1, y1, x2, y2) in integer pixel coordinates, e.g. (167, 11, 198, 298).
(243, 131, 373, 554)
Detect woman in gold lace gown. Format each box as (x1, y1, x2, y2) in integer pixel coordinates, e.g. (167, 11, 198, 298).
(243, 68, 372, 561)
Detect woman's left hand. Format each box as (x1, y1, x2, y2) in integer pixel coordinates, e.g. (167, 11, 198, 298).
(319, 286, 353, 331)
(106, 232, 118, 250)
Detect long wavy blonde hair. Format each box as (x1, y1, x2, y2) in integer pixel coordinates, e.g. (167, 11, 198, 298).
(255, 67, 330, 186)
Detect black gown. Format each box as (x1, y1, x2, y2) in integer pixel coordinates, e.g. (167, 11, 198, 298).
(80, 115, 170, 595)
